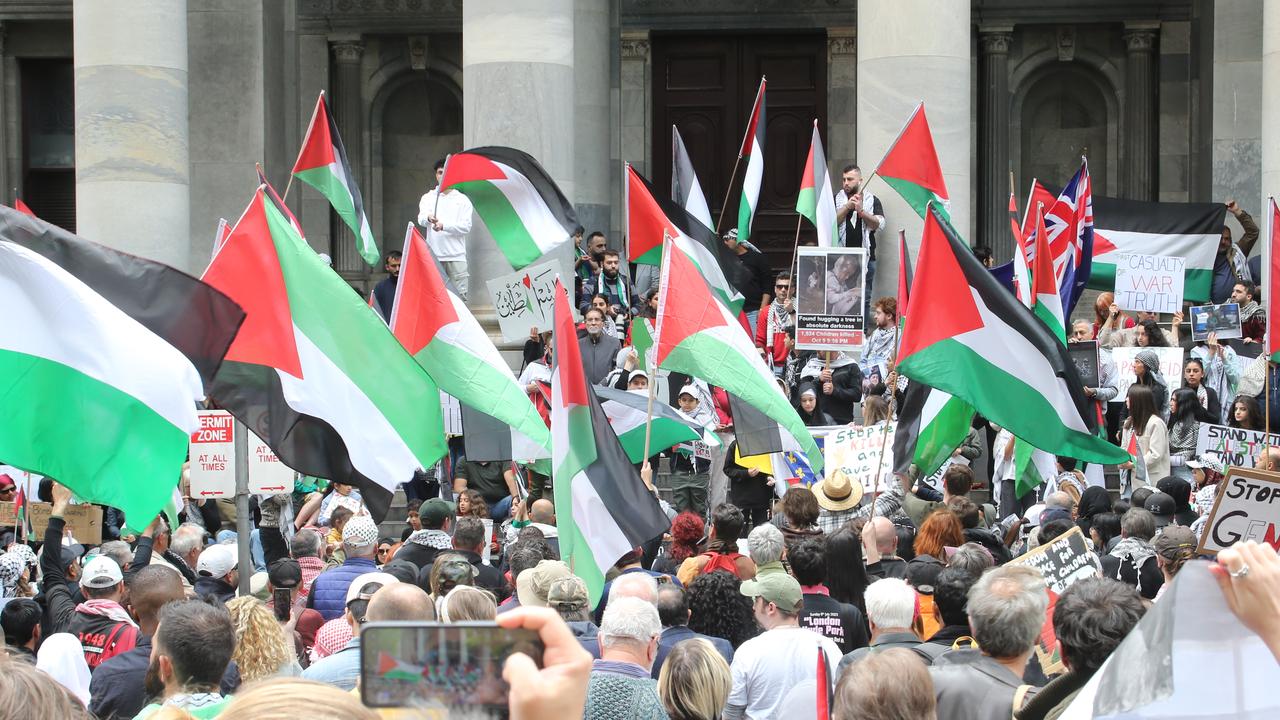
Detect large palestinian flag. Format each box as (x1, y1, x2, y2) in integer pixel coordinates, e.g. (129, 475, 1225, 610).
(203, 189, 446, 521)
(550, 280, 669, 605)
(737, 77, 767, 242)
(439, 147, 577, 270)
(626, 165, 749, 314)
(655, 240, 822, 472)
(596, 385, 711, 463)
(875, 102, 949, 220)
(898, 205, 1128, 466)
(0, 206, 244, 529)
(291, 92, 380, 266)
(390, 223, 550, 455)
(796, 120, 837, 247)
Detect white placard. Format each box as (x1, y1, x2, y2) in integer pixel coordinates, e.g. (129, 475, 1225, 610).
(486, 257, 569, 342)
(1114, 253, 1185, 314)
(823, 422, 897, 495)
(1106, 347, 1184, 403)
(188, 410, 235, 499)
(481, 518, 495, 566)
(247, 431, 294, 496)
(1196, 467, 1280, 555)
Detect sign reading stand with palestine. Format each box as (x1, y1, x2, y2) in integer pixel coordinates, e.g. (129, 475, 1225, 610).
(1008, 526, 1101, 675)
(1114, 253, 1185, 314)
(1196, 467, 1280, 555)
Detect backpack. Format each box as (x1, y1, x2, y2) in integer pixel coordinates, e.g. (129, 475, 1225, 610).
(81, 621, 139, 670)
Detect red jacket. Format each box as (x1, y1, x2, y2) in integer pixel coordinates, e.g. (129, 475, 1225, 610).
(755, 306, 789, 368)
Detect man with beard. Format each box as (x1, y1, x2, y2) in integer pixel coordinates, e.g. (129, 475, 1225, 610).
(371, 250, 401, 321)
(579, 308, 622, 385)
(89, 566, 240, 719)
(834, 165, 884, 316)
(576, 230, 608, 290)
(1210, 200, 1258, 304)
(135, 599, 237, 718)
(580, 248, 636, 319)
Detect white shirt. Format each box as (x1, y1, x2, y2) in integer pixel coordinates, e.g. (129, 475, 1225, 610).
(724, 625, 842, 720)
(417, 188, 474, 262)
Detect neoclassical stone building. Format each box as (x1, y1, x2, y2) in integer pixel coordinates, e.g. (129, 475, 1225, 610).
(2, 0, 1276, 323)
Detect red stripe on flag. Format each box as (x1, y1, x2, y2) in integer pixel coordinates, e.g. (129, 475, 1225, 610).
(552, 280, 589, 408)
(292, 93, 338, 174)
(875, 103, 948, 198)
(13, 198, 36, 217)
(898, 211, 984, 362)
(440, 152, 507, 189)
(654, 242, 731, 365)
(390, 225, 460, 353)
(897, 230, 912, 315)
(738, 78, 767, 157)
(1032, 203, 1056, 299)
(626, 165, 679, 262)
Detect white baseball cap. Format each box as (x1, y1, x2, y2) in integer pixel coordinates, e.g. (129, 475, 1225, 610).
(345, 571, 400, 606)
(80, 555, 124, 589)
(196, 543, 238, 579)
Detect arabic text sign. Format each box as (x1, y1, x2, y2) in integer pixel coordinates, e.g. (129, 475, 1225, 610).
(1196, 467, 1280, 556)
(486, 257, 567, 342)
(1114, 253, 1185, 314)
(823, 422, 896, 495)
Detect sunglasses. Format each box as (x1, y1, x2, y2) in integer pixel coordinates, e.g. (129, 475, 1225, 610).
(775, 285, 790, 289)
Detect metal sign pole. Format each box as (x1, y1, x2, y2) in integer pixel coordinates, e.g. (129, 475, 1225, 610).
(233, 419, 252, 596)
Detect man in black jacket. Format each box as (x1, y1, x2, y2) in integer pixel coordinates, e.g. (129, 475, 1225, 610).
(393, 498, 456, 571)
(193, 544, 238, 603)
(420, 516, 507, 601)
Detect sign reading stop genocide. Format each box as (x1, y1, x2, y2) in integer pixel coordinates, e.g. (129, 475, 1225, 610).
(188, 410, 236, 498)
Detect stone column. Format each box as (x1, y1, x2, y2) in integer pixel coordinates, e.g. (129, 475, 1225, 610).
(1210, 0, 1263, 212)
(463, 0, 577, 316)
(0, 23, 8, 200)
(1123, 23, 1158, 201)
(1262, 1, 1280, 215)
(573, 0, 611, 236)
(857, 0, 971, 288)
(330, 39, 365, 273)
(618, 31, 651, 175)
(827, 27, 857, 173)
(978, 27, 1013, 261)
(73, 0, 189, 269)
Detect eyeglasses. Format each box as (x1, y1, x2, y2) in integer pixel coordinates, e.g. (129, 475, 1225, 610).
(775, 285, 790, 290)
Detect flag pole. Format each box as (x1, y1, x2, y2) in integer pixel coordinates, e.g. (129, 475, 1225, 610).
(642, 232, 673, 464)
(715, 76, 766, 236)
(869, 263, 904, 518)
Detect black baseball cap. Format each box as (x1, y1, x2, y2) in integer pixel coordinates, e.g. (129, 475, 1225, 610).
(267, 558, 302, 589)
(1144, 492, 1176, 527)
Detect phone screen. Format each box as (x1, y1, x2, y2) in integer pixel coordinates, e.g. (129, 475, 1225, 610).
(360, 621, 543, 715)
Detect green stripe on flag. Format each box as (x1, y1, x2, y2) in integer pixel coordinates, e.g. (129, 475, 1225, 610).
(796, 186, 817, 227)
(294, 166, 380, 266)
(417, 340, 549, 449)
(0, 349, 187, 528)
(1088, 262, 1214, 303)
(882, 177, 949, 221)
(453, 180, 546, 268)
(914, 395, 975, 477)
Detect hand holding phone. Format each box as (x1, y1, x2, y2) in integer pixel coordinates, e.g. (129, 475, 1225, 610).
(497, 607, 592, 720)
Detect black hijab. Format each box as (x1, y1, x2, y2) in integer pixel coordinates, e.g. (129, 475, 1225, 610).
(1075, 486, 1112, 534)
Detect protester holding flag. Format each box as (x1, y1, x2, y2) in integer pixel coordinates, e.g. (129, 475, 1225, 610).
(417, 158, 475, 300)
(1119, 385, 1169, 493)
(835, 165, 884, 314)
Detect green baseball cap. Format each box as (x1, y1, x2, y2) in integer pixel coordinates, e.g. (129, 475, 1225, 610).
(740, 571, 803, 613)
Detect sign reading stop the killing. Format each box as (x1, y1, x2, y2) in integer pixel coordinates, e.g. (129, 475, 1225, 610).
(189, 410, 235, 498)
(248, 432, 294, 496)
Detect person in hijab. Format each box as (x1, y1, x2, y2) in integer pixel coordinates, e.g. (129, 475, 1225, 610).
(1155, 476, 1199, 527)
(1075, 486, 1113, 537)
(795, 383, 833, 427)
(1132, 349, 1169, 420)
(36, 632, 92, 708)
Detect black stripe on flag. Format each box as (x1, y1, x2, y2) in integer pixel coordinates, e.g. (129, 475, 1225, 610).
(728, 393, 784, 456)
(0, 206, 245, 388)
(891, 380, 929, 475)
(927, 205, 1098, 434)
(468, 146, 580, 235)
(1043, 186, 1227, 235)
(582, 384, 671, 550)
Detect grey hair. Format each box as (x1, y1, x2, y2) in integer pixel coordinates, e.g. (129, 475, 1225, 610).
(599, 596, 661, 649)
(1120, 508, 1156, 541)
(1044, 491, 1075, 511)
(966, 565, 1048, 659)
(169, 523, 206, 558)
(863, 577, 916, 629)
(290, 529, 323, 559)
(98, 541, 132, 570)
(948, 543, 994, 576)
(608, 572, 658, 604)
(746, 523, 785, 566)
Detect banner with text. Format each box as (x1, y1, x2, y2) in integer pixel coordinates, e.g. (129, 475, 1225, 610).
(1196, 424, 1280, 468)
(1009, 526, 1102, 675)
(1114, 253, 1185, 314)
(487, 257, 568, 342)
(823, 422, 896, 495)
(0, 501, 103, 545)
(1107, 346, 1184, 403)
(795, 246, 866, 351)
(1196, 467, 1280, 555)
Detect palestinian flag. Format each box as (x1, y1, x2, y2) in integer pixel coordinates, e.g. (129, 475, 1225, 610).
(0, 206, 244, 530)
(12, 485, 33, 541)
(291, 92, 380, 266)
(892, 380, 974, 478)
(1086, 194, 1225, 302)
(672, 125, 714, 230)
(875, 103, 949, 220)
(796, 120, 837, 247)
(377, 652, 426, 682)
(439, 147, 577, 270)
(737, 77, 767, 242)
(550, 280, 669, 605)
(627, 166, 749, 313)
(391, 223, 549, 454)
(1030, 203, 1067, 342)
(13, 199, 35, 217)
(1267, 197, 1279, 359)
(203, 189, 445, 521)
(897, 205, 1128, 466)
(595, 385, 711, 463)
(655, 239, 822, 472)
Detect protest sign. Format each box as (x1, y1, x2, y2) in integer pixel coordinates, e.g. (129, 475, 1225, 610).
(1009, 525, 1101, 675)
(1196, 424, 1280, 468)
(824, 422, 897, 495)
(486, 256, 567, 342)
(1190, 302, 1243, 341)
(188, 410, 236, 499)
(0, 501, 104, 544)
(1106, 346, 1183, 403)
(1066, 341, 1100, 388)
(1196, 467, 1280, 555)
(795, 246, 865, 350)
(1114, 253, 1185, 314)
(247, 430, 294, 496)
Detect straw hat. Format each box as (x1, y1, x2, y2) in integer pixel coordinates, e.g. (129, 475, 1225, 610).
(813, 469, 863, 512)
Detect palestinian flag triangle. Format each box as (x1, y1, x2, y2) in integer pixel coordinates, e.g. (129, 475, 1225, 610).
(796, 120, 837, 247)
(390, 223, 550, 455)
(203, 188, 445, 521)
(439, 147, 577, 270)
(596, 385, 712, 464)
(627, 165, 749, 314)
(737, 77, 767, 242)
(551, 280, 669, 605)
(13, 199, 35, 217)
(292, 92, 380, 266)
(875, 102, 949, 220)
(1030, 202, 1067, 342)
(898, 205, 1127, 466)
(377, 652, 426, 682)
(655, 239, 822, 472)
(0, 205, 244, 529)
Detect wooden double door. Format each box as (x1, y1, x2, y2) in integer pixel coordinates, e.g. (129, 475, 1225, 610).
(652, 33, 828, 272)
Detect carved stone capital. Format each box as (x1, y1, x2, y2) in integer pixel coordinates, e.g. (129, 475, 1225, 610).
(621, 38, 650, 60)
(332, 40, 365, 65)
(979, 31, 1012, 56)
(828, 31, 855, 57)
(1123, 29, 1157, 54)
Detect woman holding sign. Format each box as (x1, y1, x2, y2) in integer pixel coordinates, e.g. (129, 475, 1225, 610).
(1120, 385, 1170, 494)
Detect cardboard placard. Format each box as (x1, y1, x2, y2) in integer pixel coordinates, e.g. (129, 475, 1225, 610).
(823, 422, 897, 496)
(0, 501, 104, 545)
(1114, 252, 1185, 314)
(1107, 347, 1183, 403)
(1189, 303, 1243, 342)
(486, 257, 568, 342)
(1008, 526, 1101, 675)
(188, 410, 236, 498)
(1067, 340, 1100, 388)
(795, 246, 866, 350)
(1196, 467, 1280, 555)
(1195, 424, 1280, 468)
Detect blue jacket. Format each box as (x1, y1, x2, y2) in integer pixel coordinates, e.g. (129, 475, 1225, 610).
(652, 625, 734, 679)
(308, 557, 377, 621)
